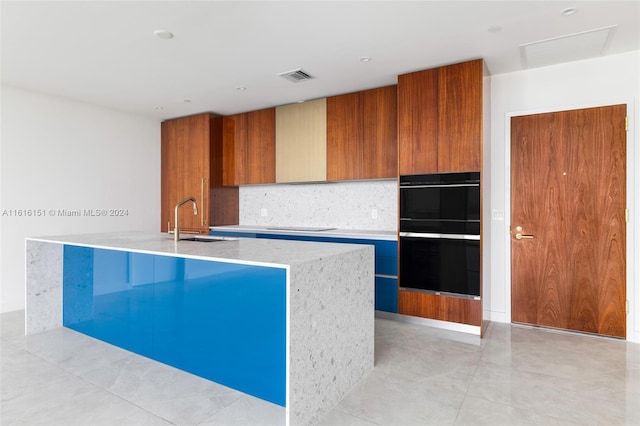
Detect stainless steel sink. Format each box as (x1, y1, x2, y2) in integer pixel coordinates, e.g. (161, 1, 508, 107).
(178, 236, 238, 242)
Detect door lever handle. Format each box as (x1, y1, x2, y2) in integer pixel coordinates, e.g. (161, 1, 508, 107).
(515, 233, 535, 240)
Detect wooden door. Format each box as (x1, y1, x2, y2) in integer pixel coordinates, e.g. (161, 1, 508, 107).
(511, 105, 627, 338)
(161, 114, 209, 234)
(181, 114, 209, 232)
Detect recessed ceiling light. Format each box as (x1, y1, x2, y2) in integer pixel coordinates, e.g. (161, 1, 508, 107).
(360, 57, 372, 62)
(154, 30, 174, 40)
(561, 7, 577, 16)
(488, 25, 502, 33)
(236, 86, 246, 92)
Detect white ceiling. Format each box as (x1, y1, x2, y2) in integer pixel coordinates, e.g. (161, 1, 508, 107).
(2, 1, 639, 119)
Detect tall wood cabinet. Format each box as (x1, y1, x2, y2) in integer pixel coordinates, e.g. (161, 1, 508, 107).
(398, 59, 484, 175)
(161, 113, 238, 234)
(222, 108, 276, 186)
(397, 58, 488, 331)
(327, 85, 397, 180)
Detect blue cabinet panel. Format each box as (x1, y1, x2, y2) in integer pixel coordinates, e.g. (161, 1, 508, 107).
(253, 233, 398, 275)
(63, 245, 287, 406)
(375, 277, 398, 313)
(210, 230, 398, 313)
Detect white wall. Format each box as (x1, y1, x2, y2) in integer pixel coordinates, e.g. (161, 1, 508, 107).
(0, 86, 161, 313)
(486, 50, 640, 342)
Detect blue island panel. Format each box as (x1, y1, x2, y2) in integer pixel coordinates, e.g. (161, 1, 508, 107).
(211, 231, 399, 313)
(62, 245, 287, 406)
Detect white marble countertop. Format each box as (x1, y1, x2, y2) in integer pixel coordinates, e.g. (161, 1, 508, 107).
(26, 231, 372, 268)
(209, 225, 398, 241)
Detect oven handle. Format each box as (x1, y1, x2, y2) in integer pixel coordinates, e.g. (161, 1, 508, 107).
(399, 183, 478, 189)
(400, 232, 480, 241)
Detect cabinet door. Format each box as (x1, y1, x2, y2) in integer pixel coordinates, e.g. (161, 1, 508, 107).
(276, 98, 327, 183)
(327, 92, 362, 181)
(223, 109, 276, 185)
(161, 114, 210, 234)
(362, 85, 397, 179)
(327, 86, 397, 181)
(245, 108, 276, 184)
(222, 113, 246, 187)
(437, 59, 483, 173)
(398, 68, 439, 175)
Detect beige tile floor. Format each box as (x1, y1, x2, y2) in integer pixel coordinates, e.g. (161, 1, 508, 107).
(1, 309, 639, 425)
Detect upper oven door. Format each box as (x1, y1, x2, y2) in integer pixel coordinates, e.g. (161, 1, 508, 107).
(400, 172, 480, 234)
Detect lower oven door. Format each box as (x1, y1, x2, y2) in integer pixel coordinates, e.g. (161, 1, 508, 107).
(399, 232, 480, 298)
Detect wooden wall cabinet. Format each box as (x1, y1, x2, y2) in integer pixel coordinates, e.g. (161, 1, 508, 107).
(398, 59, 484, 175)
(222, 108, 276, 185)
(161, 113, 238, 234)
(327, 85, 397, 180)
(276, 98, 327, 183)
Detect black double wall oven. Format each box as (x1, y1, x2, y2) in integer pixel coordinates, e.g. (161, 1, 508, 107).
(399, 171, 480, 299)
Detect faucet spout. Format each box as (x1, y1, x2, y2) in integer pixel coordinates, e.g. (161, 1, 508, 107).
(174, 196, 198, 242)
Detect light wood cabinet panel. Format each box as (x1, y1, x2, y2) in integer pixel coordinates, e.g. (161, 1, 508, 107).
(327, 85, 397, 180)
(222, 108, 276, 185)
(161, 113, 238, 234)
(276, 98, 327, 183)
(398, 59, 485, 175)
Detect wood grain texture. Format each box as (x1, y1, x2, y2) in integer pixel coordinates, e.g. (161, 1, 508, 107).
(245, 108, 276, 184)
(437, 59, 482, 173)
(208, 114, 239, 226)
(362, 85, 398, 179)
(222, 113, 242, 186)
(160, 119, 175, 232)
(276, 98, 327, 182)
(327, 86, 397, 181)
(398, 68, 438, 175)
(327, 91, 362, 181)
(511, 104, 626, 338)
(398, 290, 482, 326)
(222, 108, 276, 185)
(162, 113, 238, 233)
(161, 113, 209, 233)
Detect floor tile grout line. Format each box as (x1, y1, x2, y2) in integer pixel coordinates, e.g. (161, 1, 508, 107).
(10, 336, 182, 425)
(7, 326, 249, 425)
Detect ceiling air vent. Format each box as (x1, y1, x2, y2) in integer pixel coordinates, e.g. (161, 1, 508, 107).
(278, 68, 314, 83)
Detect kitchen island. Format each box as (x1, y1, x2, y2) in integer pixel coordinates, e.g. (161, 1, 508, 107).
(25, 232, 374, 425)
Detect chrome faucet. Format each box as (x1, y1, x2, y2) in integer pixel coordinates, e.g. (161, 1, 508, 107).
(174, 196, 198, 241)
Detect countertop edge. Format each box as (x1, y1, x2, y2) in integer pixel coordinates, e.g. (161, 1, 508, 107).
(209, 226, 398, 241)
(25, 232, 374, 269)
(26, 236, 290, 269)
